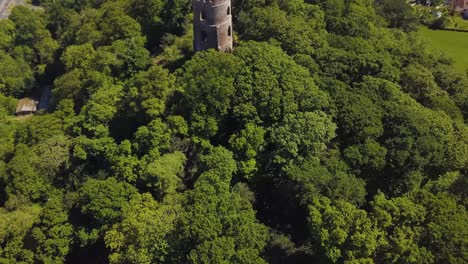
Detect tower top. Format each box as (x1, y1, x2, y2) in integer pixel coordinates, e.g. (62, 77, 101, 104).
(204, 0, 229, 5)
(192, 0, 233, 52)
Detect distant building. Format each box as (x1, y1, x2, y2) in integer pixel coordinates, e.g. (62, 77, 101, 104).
(192, 0, 233, 52)
(453, 0, 468, 11)
(15, 98, 38, 116)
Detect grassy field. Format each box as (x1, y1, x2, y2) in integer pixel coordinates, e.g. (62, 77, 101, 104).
(419, 26, 468, 73)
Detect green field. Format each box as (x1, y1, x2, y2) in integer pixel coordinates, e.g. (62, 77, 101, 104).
(419, 26, 468, 73)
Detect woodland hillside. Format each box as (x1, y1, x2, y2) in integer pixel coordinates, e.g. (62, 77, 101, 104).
(0, 0, 467, 263)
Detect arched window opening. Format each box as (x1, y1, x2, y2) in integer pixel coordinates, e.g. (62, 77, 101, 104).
(201, 10, 206, 21)
(228, 26, 232, 37)
(227, 6, 231, 15)
(201, 31, 208, 42)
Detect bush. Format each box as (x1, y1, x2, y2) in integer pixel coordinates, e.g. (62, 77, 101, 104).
(431, 16, 452, 29)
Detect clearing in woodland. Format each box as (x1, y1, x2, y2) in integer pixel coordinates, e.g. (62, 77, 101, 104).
(419, 26, 468, 73)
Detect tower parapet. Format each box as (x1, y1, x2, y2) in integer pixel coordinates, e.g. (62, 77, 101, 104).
(192, 0, 233, 52)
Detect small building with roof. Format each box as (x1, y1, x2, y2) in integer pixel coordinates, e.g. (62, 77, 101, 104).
(15, 97, 38, 116)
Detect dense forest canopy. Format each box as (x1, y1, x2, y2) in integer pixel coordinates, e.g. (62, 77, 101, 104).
(0, 0, 467, 263)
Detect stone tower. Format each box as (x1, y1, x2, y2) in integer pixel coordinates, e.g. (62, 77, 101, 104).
(192, 0, 233, 52)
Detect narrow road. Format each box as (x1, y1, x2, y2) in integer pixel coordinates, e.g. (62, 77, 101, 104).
(0, 0, 12, 19)
(0, 0, 28, 19)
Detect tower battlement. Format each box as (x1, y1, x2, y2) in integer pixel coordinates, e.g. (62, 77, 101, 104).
(192, 0, 233, 52)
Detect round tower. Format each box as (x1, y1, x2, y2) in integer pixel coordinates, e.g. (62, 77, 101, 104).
(192, 0, 233, 52)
